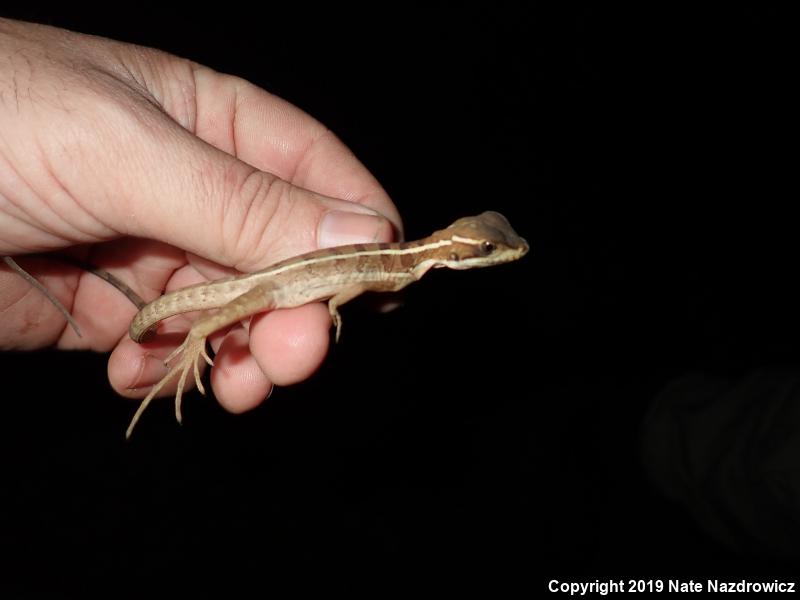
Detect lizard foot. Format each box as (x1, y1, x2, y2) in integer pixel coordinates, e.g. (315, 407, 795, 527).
(125, 333, 213, 439)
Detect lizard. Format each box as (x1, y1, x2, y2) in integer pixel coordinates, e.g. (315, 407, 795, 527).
(4, 211, 528, 438)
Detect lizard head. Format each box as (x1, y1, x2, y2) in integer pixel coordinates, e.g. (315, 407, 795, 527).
(429, 211, 529, 270)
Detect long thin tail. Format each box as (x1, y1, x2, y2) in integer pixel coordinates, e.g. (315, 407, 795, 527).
(3, 256, 83, 337)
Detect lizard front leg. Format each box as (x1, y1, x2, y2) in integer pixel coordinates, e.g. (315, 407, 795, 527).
(327, 279, 412, 342)
(126, 282, 277, 438)
(327, 284, 372, 343)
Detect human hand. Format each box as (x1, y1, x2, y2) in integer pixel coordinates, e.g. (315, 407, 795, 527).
(0, 18, 400, 414)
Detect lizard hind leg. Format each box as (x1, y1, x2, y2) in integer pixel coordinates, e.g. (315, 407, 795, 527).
(125, 333, 213, 439)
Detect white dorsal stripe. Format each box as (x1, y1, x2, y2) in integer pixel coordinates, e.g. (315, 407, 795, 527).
(450, 235, 483, 245)
(254, 238, 456, 278)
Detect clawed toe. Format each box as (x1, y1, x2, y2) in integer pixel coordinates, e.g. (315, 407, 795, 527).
(125, 334, 210, 439)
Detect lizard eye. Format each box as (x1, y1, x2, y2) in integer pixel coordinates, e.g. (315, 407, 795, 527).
(480, 241, 496, 255)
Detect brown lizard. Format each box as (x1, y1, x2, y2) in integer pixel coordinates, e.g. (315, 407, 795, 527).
(4, 211, 528, 437)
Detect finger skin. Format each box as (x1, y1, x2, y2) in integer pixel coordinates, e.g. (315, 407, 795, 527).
(209, 327, 272, 414)
(248, 303, 331, 386)
(209, 303, 331, 413)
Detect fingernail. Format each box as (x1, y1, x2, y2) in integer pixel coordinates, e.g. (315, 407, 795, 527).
(126, 351, 166, 391)
(319, 211, 392, 248)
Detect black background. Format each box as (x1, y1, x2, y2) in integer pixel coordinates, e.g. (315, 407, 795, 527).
(2, 5, 798, 595)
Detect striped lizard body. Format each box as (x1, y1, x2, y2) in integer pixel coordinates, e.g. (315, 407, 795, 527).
(126, 211, 528, 437)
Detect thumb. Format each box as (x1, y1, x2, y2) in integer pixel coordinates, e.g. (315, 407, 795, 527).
(78, 114, 394, 270)
(133, 149, 394, 271)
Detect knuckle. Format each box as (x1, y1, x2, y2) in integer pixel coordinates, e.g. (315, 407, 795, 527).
(220, 167, 289, 267)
